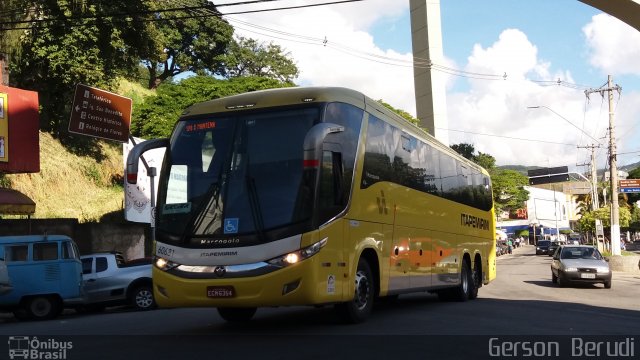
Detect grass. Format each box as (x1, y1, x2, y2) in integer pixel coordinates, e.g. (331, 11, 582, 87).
(3, 132, 124, 222)
(2, 78, 156, 223)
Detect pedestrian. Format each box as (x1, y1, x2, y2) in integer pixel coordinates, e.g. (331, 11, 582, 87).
(507, 238, 513, 254)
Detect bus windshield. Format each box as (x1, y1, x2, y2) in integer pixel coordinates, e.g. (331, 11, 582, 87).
(156, 106, 320, 244)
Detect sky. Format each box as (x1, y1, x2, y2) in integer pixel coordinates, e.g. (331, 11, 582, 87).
(212, 0, 640, 173)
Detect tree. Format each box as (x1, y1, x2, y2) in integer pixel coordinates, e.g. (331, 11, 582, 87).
(450, 143, 475, 161)
(141, 0, 234, 89)
(491, 169, 530, 215)
(222, 37, 298, 83)
(377, 100, 420, 126)
(9, 0, 148, 138)
(132, 75, 293, 138)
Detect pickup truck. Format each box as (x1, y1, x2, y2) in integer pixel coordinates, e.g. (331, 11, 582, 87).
(80, 252, 155, 311)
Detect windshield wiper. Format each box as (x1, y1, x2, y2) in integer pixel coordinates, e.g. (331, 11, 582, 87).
(246, 173, 266, 242)
(190, 163, 226, 235)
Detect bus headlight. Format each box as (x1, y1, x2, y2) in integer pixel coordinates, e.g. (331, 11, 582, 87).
(267, 238, 328, 267)
(155, 257, 180, 271)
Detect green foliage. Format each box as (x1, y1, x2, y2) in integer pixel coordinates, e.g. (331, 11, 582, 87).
(222, 37, 299, 83)
(141, 0, 234, 89)
(131, 75, 293, 138)
(490, 169, 530, 215)
(377, 100, 419, 126)
(9, 0, 147, 139)
(578, 206, 632, 232)
(450, 143, 475, 160)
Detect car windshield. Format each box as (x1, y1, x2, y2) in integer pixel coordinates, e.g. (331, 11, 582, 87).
(560, 248, 603, 260)
(538, 240, 550, 246)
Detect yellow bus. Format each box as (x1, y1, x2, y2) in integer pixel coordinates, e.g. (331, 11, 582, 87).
(126, 87, 496, 323)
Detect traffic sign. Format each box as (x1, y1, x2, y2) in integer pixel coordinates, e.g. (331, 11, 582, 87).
(527, 166, 570, 185)
(68, 84, 132, 143)
(619, 179, 640, 193)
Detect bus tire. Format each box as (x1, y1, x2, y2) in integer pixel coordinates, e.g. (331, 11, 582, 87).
(452, 260, 472, 302)
(335, 257, 374, 323)
(217, 307, 257, 322)
(469, 259, 481, 300)
(25, 296, 61, 320)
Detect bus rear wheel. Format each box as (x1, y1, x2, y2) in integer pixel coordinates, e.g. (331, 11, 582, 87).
(335, 258, 374, 323)
(217, 307, 257, 322)
(452, 260, 473, 302)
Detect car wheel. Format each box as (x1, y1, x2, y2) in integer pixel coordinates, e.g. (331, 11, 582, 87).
(335, 257, 375, 323)
(604, 280, 612, 289)
(25, 296, 61, 320)
(217, 307, 257, 322)
(551, 271, 557, 284)
(557, 273, 566, 288)
(131, 285, 156, 310)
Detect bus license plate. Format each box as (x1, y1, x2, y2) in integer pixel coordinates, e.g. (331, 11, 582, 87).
(207, 286, 235, 298)
(580, 273, 596, 279)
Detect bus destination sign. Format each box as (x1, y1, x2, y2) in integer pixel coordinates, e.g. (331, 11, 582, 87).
(68, 84, 132, 143)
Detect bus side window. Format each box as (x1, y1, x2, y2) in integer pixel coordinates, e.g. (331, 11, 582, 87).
(33, 243, 58, 261)
(6, 245, 28, 262)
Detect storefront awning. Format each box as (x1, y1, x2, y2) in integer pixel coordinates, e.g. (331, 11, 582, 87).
(0, 188, 36, 215)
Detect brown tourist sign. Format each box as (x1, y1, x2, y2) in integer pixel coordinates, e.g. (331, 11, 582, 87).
(68, 84, 132, 143)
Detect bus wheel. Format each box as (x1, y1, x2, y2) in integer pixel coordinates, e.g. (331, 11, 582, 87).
(469, 259, 481, 300)
(452, 261, 472, 302)
(217, 307, 257, 322)
(335, 258, 374, 323)
(25, 296, 61, 320)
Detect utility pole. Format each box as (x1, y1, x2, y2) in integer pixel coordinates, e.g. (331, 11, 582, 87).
(577, 144, 602, 246)
(585, 75, 622, 255)
(577, 144, 601, 210)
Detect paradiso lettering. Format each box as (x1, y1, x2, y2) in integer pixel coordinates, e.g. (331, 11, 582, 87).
(461, 213, 490, 230)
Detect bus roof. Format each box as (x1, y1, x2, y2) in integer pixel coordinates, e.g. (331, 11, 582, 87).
(180, 86, 487, 175)
(0, 234, 72, 244)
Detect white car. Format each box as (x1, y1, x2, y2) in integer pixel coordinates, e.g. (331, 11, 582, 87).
(0, 258, 12, 296)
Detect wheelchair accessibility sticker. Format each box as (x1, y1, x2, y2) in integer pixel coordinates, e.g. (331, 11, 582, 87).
(224, 218, 239, 234)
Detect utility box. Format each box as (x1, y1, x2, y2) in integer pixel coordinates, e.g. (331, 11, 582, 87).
(0, 85, 39, 174)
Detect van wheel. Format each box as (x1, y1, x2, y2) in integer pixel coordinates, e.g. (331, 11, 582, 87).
(217, 307, 257, 322)
(131, 285, 156, 310)
(335, 258, 374, 323)
(25, 296, 61, 320)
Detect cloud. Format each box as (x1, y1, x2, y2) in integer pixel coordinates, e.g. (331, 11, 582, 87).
(447, 28, 607, 168)
(214, 1, 638, 169)
(584, 13, 640, 75)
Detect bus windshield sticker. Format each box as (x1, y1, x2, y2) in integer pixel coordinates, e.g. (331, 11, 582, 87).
(224, 218, 239, 234)
(185, 120, 216, 132)
(163, 203, 191, 214)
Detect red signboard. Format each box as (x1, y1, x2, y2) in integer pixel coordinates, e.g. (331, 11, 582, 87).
(0, 85, 40, 174)
(68, 84, 132, 143)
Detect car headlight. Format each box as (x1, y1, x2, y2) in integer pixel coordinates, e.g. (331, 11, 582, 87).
(597, 267, 610, 274)
(564, 267, 578, 272)
(267, 238, 328, 267)
(155, 257, 180, 271)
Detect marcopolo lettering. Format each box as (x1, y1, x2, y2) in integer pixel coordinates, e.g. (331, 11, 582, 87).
(461, 213, 490, 230)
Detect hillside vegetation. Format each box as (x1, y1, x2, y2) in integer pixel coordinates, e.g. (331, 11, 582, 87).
(4, 132, 124, 222)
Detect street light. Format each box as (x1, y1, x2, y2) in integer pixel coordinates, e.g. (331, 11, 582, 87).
(526, 106, 601, 145)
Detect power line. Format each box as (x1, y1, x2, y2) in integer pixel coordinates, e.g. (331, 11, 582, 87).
(438, 127, 577, 146)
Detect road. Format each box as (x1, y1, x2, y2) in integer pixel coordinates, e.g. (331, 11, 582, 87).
(1, 245, 638, 359)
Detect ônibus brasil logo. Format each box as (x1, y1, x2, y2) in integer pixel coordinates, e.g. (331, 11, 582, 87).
(8, 336, 73, 360)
